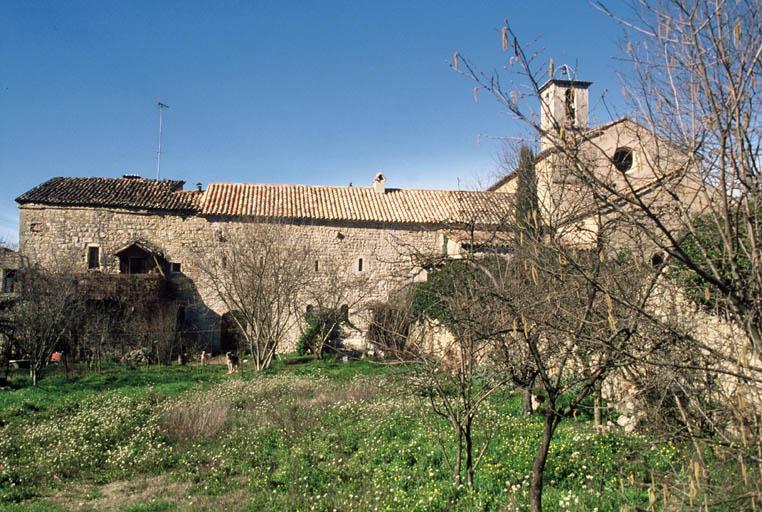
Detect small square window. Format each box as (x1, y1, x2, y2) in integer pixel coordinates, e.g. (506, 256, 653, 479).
(87, 246, 100, 270)
(171, 262, 182, 273)
(3, 270, 16, 293)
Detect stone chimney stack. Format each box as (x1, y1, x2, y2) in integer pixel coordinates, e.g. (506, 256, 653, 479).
(372, 172, 386, 194)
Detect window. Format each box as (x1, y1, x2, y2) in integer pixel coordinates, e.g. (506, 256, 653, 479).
(170, 262, 182, 273)
(651, 252, 665, 269)
(30, 222, 43, 233)
(357, 258, 363, 272)
(314, 260, 319, 272)
(340, 304, 349, 321)
(565, 88, 576, 126)
(612, 147, 634, 172)
(3, 270, 16, 293)
(461, 243, 513, 255)
(87, 246, 100, 270)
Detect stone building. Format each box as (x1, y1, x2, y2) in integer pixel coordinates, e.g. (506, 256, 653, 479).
(0, 247, 18, 296)
(16, 173, 512, 352)
(14, 76, 707, 354)
(0, 247, 20, 369)
(489, 78, 706, 252)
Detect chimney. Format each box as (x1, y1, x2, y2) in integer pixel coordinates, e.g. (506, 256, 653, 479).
(196, 182, 203, 192)
(122, 172, 142, 180)
(372, 172, 386, 194)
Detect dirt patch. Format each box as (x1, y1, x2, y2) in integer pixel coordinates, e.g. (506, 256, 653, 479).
(47, 475, 249, 511)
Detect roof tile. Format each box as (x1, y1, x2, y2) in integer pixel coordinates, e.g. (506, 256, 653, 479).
(201, 183, 513, 225)
(16, 177, 200, 212)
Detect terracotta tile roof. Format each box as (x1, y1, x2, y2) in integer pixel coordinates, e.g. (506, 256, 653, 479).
(16, 177, 200, 212)
(201, 183, 513, 225)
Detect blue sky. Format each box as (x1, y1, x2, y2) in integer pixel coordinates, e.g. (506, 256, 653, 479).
(0, 0, 630, 243)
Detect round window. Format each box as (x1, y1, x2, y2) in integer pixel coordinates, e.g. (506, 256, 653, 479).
(612, 147, 633, 172)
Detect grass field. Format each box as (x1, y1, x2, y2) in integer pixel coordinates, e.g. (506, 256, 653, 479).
(0, 357, 683, 511)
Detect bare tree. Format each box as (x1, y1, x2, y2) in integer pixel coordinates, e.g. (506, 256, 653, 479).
(455, 1, 762, 355)
(10, 261, 84, 385)
(196, 222, 313, 370)
(451, 1, 762, 507)
(376, 254, 509, 488)
(482, 236, 653, 511)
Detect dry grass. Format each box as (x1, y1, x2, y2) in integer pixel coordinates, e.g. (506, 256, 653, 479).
(159, 398, 231, 444)
(237, 377, 382, 433)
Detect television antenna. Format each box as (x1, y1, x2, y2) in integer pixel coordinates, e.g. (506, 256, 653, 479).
(156, 100, 170, 179)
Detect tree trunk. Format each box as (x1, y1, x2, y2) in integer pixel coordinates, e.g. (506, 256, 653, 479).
(523, 386, 534, 415)
(465, 417, 475, 488)
(593, 385, 603, 430)
(453, 424, 463, 485)
(530, 406, 557, 512)
(31, 365, 38, 387)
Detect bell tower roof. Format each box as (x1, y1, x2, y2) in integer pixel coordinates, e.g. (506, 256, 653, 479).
(539, 79, 592, 93)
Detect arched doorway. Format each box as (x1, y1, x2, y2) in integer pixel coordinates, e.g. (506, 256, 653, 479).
(220, 311, 245, 353)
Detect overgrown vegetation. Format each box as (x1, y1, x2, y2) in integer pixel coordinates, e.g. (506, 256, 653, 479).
(0, 361, 695, 511)
(668, 210, 759, 315)
(295, 307, 346, 358)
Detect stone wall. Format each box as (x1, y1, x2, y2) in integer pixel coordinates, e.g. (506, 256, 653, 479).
(602, 278, 761, 431)
(18, 204, 445, 352)
(0, 248, 19, 361)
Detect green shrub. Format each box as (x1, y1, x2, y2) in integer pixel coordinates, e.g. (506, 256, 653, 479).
(296, 307, 346, 357)
(669, 210, 758, 313)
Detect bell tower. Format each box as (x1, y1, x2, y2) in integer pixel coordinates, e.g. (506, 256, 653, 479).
(539, 76, 591, 151)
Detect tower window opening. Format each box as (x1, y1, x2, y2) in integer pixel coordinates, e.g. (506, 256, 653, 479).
(565, 88, 576, 126)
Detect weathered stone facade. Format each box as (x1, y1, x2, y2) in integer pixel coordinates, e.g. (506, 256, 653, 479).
(17, 202, 452, 352)
(0, 248, 19, 295)
(0, 248, 19, 366)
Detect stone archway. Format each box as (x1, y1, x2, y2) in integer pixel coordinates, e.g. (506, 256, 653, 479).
(220, 311, 245, 353)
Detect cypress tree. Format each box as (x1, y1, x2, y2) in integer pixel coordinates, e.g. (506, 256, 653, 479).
(515, 145, 538, 239)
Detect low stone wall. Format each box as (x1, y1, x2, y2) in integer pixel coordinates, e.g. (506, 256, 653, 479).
(603, 279, 761, 431)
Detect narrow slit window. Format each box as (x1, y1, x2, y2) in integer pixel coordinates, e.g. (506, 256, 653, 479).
(87, 246, 100, 270)
(314, 260, 319, 272)
(357, 258, 363, 272)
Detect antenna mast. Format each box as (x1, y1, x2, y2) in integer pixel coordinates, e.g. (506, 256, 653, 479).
(156, 101, 170, 179)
